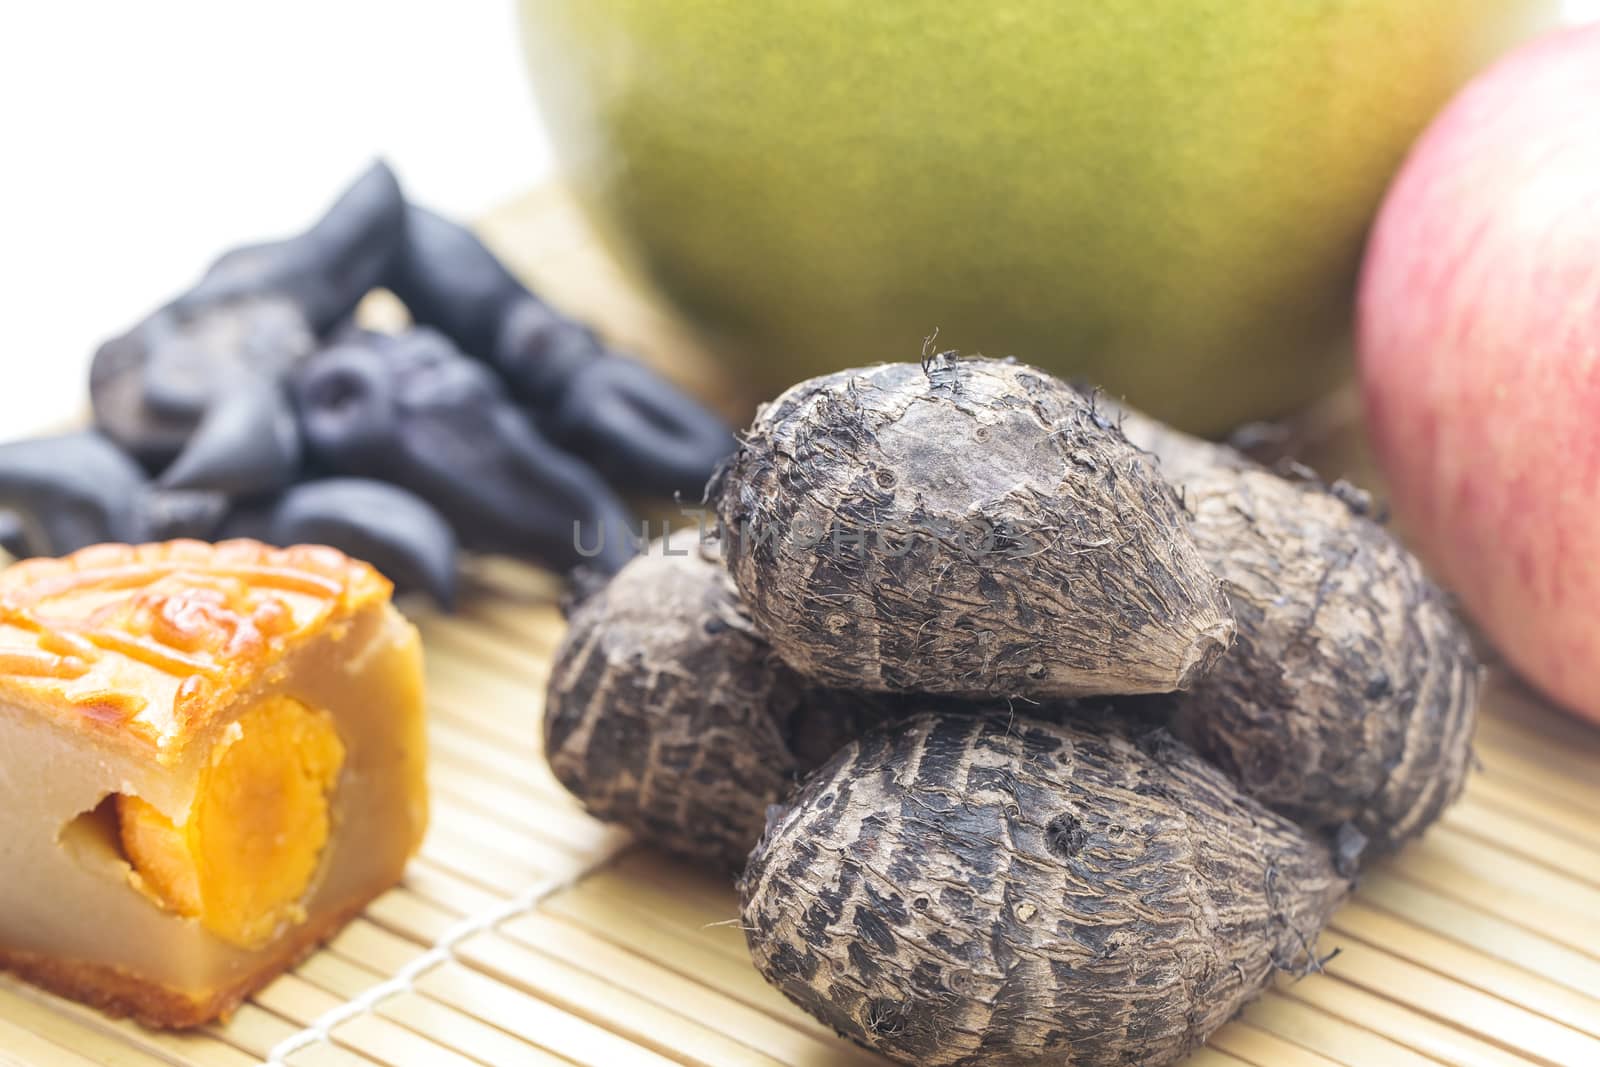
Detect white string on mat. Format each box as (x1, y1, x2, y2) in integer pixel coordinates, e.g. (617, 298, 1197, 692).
(265, 846, 624, 1066)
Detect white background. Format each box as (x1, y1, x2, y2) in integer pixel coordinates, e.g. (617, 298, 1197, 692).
(0, 1, 550, 437)
(1, 1, 1597, 439)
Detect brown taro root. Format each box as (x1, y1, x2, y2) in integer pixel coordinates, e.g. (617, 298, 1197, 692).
(713, 357, 1233, 698)
(543, 530, 897, 871)
(741, 712, 1351, 1067)
(1116, 408, 1479, 852)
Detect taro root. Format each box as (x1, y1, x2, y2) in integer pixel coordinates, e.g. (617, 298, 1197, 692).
(386, 204, 734, 497)
(0, 432, 227, 556)
(291, 327, 637, 575)
(1116, 409, 1479, 851)
(91, 162, 404, 468)
(713, 357, 1233, 698)
(264, 479, 459, 608)
(741, 712, 1351, 1067)
(544, 529, 897, 870)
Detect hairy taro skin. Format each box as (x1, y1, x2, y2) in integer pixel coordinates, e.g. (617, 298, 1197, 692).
(714, 359, 1233, 698)
(1118, 411, 1480, 852)
(543, 532, 896, 871)
(741, 713, 1351, 1067)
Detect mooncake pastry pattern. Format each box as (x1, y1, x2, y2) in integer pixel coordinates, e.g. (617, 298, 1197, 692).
(0, 540, 428, 1027)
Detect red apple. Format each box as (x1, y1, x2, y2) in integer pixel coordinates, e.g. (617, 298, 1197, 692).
(1359, 22, 1600, 723)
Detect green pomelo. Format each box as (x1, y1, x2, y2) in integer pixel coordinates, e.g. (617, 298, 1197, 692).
(519, 1, 1554, 432)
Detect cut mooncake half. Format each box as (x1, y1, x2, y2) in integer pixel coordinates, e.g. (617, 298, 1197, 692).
(0, 540, 428, 1027)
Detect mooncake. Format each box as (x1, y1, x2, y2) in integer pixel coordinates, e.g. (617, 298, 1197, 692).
(0, 540, 428, 1026)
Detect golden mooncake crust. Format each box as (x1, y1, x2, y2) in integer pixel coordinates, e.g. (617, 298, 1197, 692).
(0, 540, 392, 762)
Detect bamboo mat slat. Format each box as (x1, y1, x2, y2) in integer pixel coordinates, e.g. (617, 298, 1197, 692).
(1354, 871, 1600, 1000)
(1239, 994, 1443, 1067)
(279, 1046, 376, 1067)
(3, 184, 1600, 1066)
(1329, 902, 1600, 1039)
(0, 1019, 104, 1067)
(1205, 1023, 1346, 1067)
(207, 1006, 325, 1063)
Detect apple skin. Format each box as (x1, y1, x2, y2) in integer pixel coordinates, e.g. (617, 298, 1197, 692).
(1359, 23, 1600, 724)
(519, 0, 1553, 433)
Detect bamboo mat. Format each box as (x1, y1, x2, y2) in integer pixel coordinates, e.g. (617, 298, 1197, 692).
(3, 187, 1600, 1066)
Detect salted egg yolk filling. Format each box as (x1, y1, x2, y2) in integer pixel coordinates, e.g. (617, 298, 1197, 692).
(115, 695, 346, 949)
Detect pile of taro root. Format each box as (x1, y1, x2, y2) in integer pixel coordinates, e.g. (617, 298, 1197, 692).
(0, 163, 733, 602)
(546, 357, 1479, 1067)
